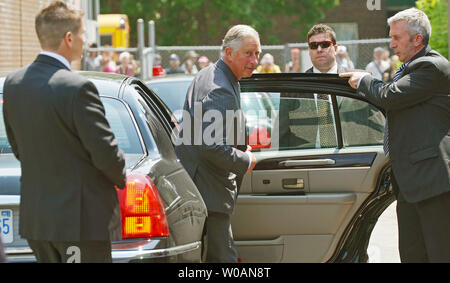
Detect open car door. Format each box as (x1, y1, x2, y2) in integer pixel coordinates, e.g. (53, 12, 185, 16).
(233, 73, 395, 263)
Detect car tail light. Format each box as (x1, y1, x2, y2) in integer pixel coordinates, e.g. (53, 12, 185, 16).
(248, 126, 271, 149)
(116, 174, 169, 239)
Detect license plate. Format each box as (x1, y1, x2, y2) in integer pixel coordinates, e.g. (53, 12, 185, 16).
(0, 209, 13, 244)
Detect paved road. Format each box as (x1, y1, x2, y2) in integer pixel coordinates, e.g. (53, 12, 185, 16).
(367, 201, 401, 263)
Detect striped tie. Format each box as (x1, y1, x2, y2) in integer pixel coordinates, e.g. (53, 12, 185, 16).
(383, 63, 407, 155)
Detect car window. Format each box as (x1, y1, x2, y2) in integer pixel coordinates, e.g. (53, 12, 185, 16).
(102, 97, 144, 154)
(338, 96, 385, 147)
(241, 92, 384, 151)
(147, 80, 191, 114)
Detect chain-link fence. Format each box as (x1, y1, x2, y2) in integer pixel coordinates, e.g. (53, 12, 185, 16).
(84, 38, 392, 80)
(156, 38, 391, 74)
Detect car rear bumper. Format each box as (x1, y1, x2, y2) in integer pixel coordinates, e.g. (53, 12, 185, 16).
(4, 240, 201, 263)
(112, 240, 201, 263)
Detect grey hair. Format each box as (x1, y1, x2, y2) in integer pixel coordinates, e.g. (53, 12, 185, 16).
(119, 51, 131, 62)
(387, 7, 431, 45)
(221, 25, 260, 56)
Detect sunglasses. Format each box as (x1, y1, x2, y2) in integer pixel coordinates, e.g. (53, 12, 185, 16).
(308, 41, 334, 50)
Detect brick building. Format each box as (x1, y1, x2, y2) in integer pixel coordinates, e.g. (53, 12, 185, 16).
(275, 0, 416, 43)
(0, 0, 97, 77)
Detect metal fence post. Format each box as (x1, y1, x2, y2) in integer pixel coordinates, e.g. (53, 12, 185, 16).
(137, 19, 146, 80)
(148, 20, 156, 80)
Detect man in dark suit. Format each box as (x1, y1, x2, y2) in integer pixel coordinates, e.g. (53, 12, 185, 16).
(280, 24, 383, 149)
(280, 24, 344, 149)
(175, 25, 259, 262)
(341, 8, 450, 262)
(3, 1, 126, 263)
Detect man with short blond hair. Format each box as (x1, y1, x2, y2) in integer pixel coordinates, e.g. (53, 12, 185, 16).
(3, 1, 126, 263)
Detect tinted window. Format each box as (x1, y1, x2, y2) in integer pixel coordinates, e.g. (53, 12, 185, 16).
(102, 97, 144, 154)
(241, 92, 385, 151)
(148, 80, 192, 113)
(338, 97, 384, 146)
(242, 92, 338, 151)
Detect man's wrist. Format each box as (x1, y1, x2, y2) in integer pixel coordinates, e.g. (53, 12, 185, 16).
(357, 73, 371, 89)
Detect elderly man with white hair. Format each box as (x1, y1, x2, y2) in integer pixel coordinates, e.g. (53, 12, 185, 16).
(341, 8, 450, 262)
(175, 25, 260, 262)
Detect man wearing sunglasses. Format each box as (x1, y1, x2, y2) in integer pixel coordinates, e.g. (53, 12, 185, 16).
(306, 24, 349, 74)
(303, 24, 383, 153)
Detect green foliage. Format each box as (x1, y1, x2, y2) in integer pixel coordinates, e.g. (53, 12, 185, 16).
(101, 0, 338, 46)
(416, 0, 448, 58)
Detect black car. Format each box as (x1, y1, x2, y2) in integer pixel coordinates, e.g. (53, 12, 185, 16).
(2, 72, 395, 263)
(0, 73, 207, 263)
(147, 73, 395, 263)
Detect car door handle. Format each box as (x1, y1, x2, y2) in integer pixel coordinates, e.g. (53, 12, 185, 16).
(283, 178, 305, 190)
(279, 159, 336, 167)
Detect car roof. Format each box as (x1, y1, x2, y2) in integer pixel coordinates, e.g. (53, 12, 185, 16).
(0, 72, 128, 98)
(79, 71, 128, 98)
(146, 74, 194, 84)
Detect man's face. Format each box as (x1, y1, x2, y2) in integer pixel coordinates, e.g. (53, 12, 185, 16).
(389, 20, 421, 62)
(169, 59, 180, 69)
(308, 33, 338, 72)
(226, 36, 261, 80)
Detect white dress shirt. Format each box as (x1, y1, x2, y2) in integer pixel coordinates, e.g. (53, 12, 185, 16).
(40, 51, 72, 71)
(313, 63, 338, 74)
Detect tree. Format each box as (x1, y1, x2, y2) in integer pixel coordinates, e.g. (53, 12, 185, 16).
(101, 0, 338, 46)
(416, 0, 448, 58)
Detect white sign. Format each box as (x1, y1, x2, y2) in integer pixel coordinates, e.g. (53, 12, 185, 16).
(367, 0, 382, 11)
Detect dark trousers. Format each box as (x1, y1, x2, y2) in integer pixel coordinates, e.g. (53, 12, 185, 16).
(27, 240, 112, 263)
(393, 176, 450, 263)
(205, 212, 238, 263)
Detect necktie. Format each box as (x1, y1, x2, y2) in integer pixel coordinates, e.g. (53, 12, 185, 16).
(383, 63, 407, 155)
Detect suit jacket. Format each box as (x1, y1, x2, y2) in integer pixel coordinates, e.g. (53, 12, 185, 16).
(3, 54, 126, 241)
(175, 59, 250, 214)
(358, 46, 450, 203)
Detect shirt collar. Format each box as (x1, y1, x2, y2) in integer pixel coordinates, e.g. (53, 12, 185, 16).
(313, 62, 338, 74)
(40, 51, 72, 71)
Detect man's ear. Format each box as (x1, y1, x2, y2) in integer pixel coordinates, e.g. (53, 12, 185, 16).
(224, 47, 234, 62)
(414, 33, 424, 47)
(62, 31, 73, 48)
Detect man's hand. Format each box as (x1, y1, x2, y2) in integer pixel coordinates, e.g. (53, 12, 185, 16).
(340, 72, 371, 89)
(245, 146, 257, 174)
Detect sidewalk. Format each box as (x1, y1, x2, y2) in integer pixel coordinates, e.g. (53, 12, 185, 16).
(367, 201, 400, 263)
